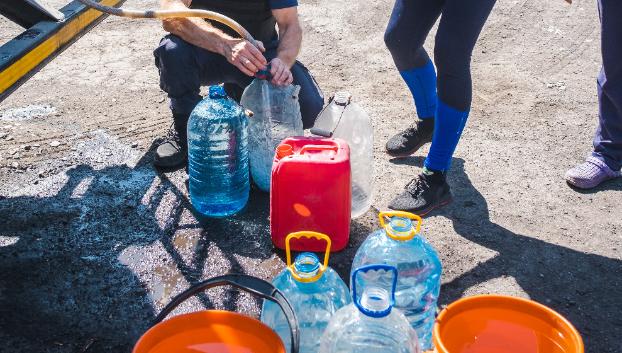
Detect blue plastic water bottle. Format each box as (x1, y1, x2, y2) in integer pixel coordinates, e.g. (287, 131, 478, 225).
(319, 264, 421, 353)
(350, 212, 441, 351)
(187, 85, 249, 217)
(261, 232, 351, 353)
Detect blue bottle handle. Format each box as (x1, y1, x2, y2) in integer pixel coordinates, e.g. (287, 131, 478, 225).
(351, 264, 398, 318)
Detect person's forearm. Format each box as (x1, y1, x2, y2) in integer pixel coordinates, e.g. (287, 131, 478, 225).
(160, 0, 234, 56)
(276, 23, 302, 67)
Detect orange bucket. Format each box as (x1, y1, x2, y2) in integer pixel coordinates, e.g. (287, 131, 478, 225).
(432, 295, 583, 353)
(133, 274, 300, 353)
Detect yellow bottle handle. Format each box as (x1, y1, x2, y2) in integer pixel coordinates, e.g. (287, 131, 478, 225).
(285, 231, 332, 283)
(378, 211, 422, 241)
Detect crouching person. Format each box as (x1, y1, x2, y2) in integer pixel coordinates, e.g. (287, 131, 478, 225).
(153, 0, 324, 168)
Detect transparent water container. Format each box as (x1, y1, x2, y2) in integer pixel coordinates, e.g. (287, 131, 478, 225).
(261, 232, 351, 353)
(350, 212, 441, 351)
(241, 79, 303, 192)
(188, 85, 249, 217)
(319, 264, 421, 353)
(311, 92, 373, 218)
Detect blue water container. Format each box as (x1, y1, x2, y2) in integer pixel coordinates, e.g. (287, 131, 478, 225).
(261, 232, 351, 353)
(319, 264, 420, 353)
(187, 85, 249, 217)
(350, 212, 441, 351)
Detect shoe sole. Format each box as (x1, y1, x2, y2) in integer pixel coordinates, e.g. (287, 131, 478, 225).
(416, 195, 453, 217)
(385, 140, 431, 158)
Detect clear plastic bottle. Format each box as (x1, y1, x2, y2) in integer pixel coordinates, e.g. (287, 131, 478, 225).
(350, 212, 441, 351)
(241, 79, 303, 192)
(261, 232, 351, 353)
(187, 85, 249, 217)
(319, 264, 421, 353)
(311, 92, 373, 218)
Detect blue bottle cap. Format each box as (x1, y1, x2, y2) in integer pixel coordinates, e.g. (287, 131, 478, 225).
(208, 85, 227, 99)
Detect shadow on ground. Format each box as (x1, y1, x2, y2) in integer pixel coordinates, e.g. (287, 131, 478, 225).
(391, 156, 622, 353)
(1, 148, 619, 352)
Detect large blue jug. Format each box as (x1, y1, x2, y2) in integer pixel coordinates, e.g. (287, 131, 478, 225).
(350, 212, 441, 351)
(187, 85, 249, 217)
(319, 264, 420, 353)
(261, 232, 351, 353)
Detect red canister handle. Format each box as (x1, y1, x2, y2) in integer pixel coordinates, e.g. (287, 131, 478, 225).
(299, 145, 338, 155)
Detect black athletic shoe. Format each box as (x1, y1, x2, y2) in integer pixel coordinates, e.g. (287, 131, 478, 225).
(385, 118, 434, 157)
(388, 169, 452, 216)
(154, 114, 188, 169)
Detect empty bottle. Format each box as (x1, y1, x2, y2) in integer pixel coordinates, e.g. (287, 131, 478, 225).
(350, 211, 441, 351)
(319, 264, 421, 353)
(188, 85, 250, 217)
(311, 92, 373, 218)
(261, 232, 351, 353)
(241, 79, 303, 191)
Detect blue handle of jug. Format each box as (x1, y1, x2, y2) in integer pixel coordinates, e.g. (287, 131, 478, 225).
(255, 63, 272, 81)
(351, 264, 398, 318)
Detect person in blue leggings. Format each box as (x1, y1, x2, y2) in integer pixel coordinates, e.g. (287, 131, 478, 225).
(565, 0, 622, 189)
(383, 0, 497, 214)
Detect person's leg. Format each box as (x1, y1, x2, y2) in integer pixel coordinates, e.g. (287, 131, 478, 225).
(566, 0, 622, 188)
(153, 34, 230, 168)
(384, 0, 444, 157)
(288, 61, 324, 128)
(389, 0, 496, 215)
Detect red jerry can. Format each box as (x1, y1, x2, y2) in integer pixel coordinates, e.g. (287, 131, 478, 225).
(270, 137, 351, 252)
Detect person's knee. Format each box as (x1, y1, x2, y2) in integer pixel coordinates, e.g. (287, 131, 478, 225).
(433, 41, 473, 110)
(154, 35, 195, 69)
(301, 90, 324, 129)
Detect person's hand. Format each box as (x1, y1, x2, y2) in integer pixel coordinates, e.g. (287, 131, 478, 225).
(223, 39, 267, 77)
(269, 57, 293, 86)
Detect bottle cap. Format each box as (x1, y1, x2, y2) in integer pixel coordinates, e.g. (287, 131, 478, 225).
(209, 85, 227, 99)
(276, 144, 294, 158)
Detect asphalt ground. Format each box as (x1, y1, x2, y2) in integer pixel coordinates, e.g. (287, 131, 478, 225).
(1, 0, 621, 352)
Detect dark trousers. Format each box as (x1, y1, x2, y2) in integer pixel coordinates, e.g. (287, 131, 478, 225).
(594, 0, 622, 171)
(154, 35, 324, 129)
(383, 0, 496, 111)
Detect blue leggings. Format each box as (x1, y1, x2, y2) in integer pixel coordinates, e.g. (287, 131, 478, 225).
(385, 0, 496, 171)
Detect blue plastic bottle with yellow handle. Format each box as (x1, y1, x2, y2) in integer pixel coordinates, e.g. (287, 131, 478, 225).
(350, 212, 441, 351)
(261, 232, 351, 353)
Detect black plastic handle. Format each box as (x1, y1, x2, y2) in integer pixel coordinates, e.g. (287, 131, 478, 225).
(154, 274, 300, 353)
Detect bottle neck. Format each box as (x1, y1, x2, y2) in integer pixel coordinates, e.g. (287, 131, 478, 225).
(386, 216, 417, 242)
(359, 287, 392, 317)
(292, 253, 321, 281)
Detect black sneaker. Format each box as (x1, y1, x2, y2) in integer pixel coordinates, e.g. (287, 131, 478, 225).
(385, 119, 434, 157)
(388, 169, 452, 216)
(154, 114, 188, 169)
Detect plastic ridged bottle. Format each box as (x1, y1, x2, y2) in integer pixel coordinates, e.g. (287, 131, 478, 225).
(312, 92, 373, 218)
(241, 79, 303, 192)
(350, 212, 441, 351)
(261, 232, 351, 353)
(187, 85, 249, 217)
(319, 265, 421, 353)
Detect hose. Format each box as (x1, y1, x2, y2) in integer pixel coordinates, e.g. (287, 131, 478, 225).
(76, 0, 258, 46)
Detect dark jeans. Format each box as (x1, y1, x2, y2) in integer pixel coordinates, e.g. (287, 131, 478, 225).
(154, 35, 324, 129)
(383, 0, 496, 111)
(593, 0, 622, 171)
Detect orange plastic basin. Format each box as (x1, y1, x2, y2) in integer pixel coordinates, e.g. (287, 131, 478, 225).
(133, 310, 285, 353)
(433, 295, 584, 353)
